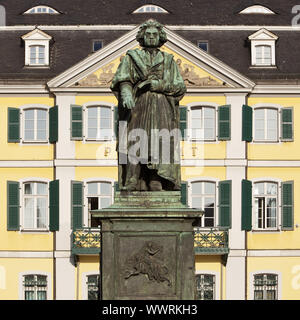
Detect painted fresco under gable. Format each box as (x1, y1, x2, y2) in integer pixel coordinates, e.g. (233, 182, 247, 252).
(76, 45, 229, 88)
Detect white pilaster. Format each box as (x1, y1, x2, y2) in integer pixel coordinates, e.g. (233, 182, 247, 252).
(225, 93, 247, 159)
(226, 255, 246, 300)
(55, 256, 76, 300)
(55, 93, 76, 159)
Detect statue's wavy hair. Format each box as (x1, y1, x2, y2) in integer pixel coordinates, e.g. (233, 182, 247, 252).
(136, 19, 167, 47)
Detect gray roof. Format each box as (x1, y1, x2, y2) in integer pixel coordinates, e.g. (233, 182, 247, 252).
(0, 0, 298, 26)
(0, 1, 300, 84)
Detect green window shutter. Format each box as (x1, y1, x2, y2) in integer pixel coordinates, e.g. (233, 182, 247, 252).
(8, 108, 20, 143)
(218, 180, 232, 228)
(242, 105, 253, 142)
(71, 105, 83, 140)
(281, 108, 293, 141)
(7, 181, 20, 230)
(49, 180, 59, 231)
(114, 106, 118, 140)
(181, 182, 188, 205)
(49, 105, 58, 143)
(114, 181, 119, 193)
(71, 181, 83, 230)
(218, 105, 231, 141)
(281, 181, 294, 230)
(241, 180, 252, 231)
(179, 106, 187, 140)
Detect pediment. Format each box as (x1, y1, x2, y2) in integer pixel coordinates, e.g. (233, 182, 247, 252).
(48, 25, 255, 90)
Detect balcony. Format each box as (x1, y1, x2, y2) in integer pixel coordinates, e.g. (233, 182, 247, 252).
(194, 228, 229, 255)
(72, 228, 101, 255)
(71, 227, 229, 256)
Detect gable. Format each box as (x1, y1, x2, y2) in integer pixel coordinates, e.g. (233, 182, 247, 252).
(75, 45, 229, 88)
(48, 25, 255, 90)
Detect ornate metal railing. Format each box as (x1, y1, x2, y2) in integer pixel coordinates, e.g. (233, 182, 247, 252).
(194, 228, 229, 254)
(72, 227, 229, 255)
(72, 228, 101, 255)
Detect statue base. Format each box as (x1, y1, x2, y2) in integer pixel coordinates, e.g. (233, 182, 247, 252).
(93, 191, 202, 300)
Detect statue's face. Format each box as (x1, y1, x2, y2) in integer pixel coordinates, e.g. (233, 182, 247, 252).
(143, 27, 160, 48)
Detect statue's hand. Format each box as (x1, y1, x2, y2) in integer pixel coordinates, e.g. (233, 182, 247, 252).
(123, 95, 135, 109)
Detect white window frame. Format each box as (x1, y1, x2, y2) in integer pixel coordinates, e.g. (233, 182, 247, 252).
(253, 107, 279, 142)
(187, 102, 218, 142)
(195, 270, 220, 300)
(19, 178, 51, 232)
(82, 102, 115, 142)
(21, 107, 49, 143)
(248, 29, 278, 67)
(83, 178, 115, 228)
(251, 178, 282, 232)
(187, 177, 219, 229)
(255, 45, 272, 66)
(81, 271, 100, 300)
(29, 45, 46, 65)
(249, 270, 282, 300)
(22, 29, 52, 67)
(133, 5, 168, 13)
(19, 271, 52, 300)
(24, 6, 59, 14)
(239, 5, 275, 15)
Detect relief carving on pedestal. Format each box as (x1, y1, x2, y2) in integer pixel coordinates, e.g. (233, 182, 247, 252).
(124, 241, 171, 287)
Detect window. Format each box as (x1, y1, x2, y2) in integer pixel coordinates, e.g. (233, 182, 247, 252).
(254, 274, 278, 300)
(198, 41, 208, 52)
(240, 5, 275, 15)
(87, 106, 112, 140)
(0, 5, 5, 26)
(23, 182, 48, 229)
(248, 29, 277, 67)
(195, 274, 215, 300)
(87, 275, 100, 300)
(191, 181, 215, 227)
(22, 29, 52, 67)
(29, 45, 45, 65)
(24, 6, 59, 14)
(23, 109, 47, 142)
(254, 182, 277, 230)
(190, 107, 215, 140)
(254, 108, 278, 141)
(23, 275, 47, 300)
(255, 45, 271, 66)
(93, 40, 103, 52)
(133, 5, 168, 13)
(87, 182, 112, 227)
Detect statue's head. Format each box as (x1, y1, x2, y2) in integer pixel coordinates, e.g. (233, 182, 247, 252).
(136, 19, 167, 48)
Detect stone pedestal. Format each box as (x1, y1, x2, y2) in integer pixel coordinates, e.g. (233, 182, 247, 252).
(93, 191, 202, 300)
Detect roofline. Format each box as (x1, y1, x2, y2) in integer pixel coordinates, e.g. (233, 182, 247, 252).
(47, 25, 255, 89)
(1, 25, 300, 32)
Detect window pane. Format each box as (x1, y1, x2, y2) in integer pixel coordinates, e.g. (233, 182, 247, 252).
(100, 183, 111, 195)
(266, 183, 277, 195)
(88, 128, 97, 138)
(192, 182, 202, 194)
(254, 183, 264, 195)
(37, 130, 47, 140)
(100, 118, 110, 129)
(100, 107, 110, 118)
(25, 183, 34, 194)
(100, 197, 111, 209)
(24, 198, 34, 228)
(25, 110, 34, 120)
(88, 107, 97, 118)
(192, 197, 202, 209)
(204, 182, 215, 195)
(89, 197, 99, 210)
(25, 119, 34, 130)
(88, 183, 98, 195)
(88, 118, 97, 128)
(37, 198, 47, 229)
(37, 183, 47, 195)
(37, 109, 47, 120)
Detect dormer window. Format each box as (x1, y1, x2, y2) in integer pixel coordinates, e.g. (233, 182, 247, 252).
(133, 5, 168, 13)
(248, 29, 278, 67)
(24, 6, 59, 14)
(239, 5, 275, 14)
(21, 29, 52, 67)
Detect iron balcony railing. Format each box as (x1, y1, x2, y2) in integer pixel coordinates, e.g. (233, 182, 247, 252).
(194, 227, 229, 254)
(71, 227, 229, 255)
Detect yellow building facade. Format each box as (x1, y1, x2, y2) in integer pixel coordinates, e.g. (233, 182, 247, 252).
(0, 23, 300, 301)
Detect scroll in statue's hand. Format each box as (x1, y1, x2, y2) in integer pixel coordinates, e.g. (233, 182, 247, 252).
(138, 79, 162, 92)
